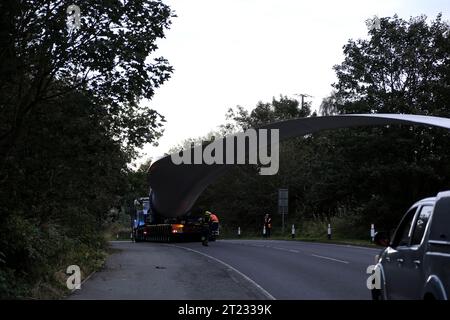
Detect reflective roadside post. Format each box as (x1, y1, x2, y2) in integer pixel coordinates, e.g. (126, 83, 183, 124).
(370, 224, 375, 243)
(263, 225, 266, 238)
(327, 224, 331, 240)
(291, 224, 295, 239)
(238, 227, 241, 238)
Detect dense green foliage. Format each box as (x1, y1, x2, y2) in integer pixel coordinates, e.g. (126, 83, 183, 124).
(1, 3, 449, 299)
(194, 14, 450, 239)
(0, 1, 174, 298)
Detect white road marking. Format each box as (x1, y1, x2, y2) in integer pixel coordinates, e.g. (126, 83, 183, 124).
(221, 240, 364, 263)
(169, 244, 276, 300)
(221, 239, 380, 252)
(300, 242, 380, 252)
(272, 246, 291, 251)
(311, 254, 349, 264)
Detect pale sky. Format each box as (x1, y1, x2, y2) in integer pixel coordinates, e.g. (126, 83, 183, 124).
(136, 0, 449, 167)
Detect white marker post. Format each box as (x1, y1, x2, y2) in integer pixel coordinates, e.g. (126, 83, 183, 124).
(291, 224, 295, 239)
(263, 225, 266, 238)
(370, 224, 375, 243)
(327, 224, 331, 240)
(238, 227, 241, 238)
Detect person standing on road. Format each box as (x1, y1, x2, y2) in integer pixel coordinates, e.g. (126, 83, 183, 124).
(209, 211, 219, 241)
(264, 214, 272, 238)
(201, 211, 212, 246)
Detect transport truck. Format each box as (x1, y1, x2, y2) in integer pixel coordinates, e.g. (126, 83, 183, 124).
(132, 196, 204, 242)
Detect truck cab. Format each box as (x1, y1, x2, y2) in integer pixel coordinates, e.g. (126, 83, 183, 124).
(372, 191, 450, 300)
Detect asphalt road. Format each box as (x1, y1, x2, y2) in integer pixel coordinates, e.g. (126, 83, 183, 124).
(69, 240, 380, 300)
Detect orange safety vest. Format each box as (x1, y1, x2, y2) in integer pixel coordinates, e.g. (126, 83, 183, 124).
(210, 213, 219, 223)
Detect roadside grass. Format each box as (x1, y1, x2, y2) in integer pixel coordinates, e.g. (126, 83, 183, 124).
(26, 246, 109, 300)
(217, 216, 383, 249)
(31, 230, 115, 300)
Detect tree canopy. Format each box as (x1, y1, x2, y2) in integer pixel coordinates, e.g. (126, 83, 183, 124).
(0, 0, 174, 298)
(194, 14, 450, 239)
(0, 0, 174, 159)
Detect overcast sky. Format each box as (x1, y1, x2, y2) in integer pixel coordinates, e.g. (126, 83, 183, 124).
(136, 0, 449, 167)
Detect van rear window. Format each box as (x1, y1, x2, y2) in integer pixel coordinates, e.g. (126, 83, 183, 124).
(429, 196, 450, 243)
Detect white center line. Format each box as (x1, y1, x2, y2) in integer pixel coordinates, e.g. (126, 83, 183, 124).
(273, 246, 289, 251)
(168, 244, 276, 300)
(311, 254, 349, 264)
(266, 246, 301, 254)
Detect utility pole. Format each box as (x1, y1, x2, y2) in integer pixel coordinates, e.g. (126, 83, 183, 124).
(278, 188, 288, 234)
(294, 93, 313, 109)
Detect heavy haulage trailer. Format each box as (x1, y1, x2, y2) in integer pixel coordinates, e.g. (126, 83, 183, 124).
(132, 196, 206, 242)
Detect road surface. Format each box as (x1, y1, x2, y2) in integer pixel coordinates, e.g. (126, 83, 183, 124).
(69, 240, 380, 300)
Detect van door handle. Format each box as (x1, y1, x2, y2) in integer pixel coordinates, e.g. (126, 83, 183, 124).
(413, 260, 421, 266)
(396, 258, 404, 263)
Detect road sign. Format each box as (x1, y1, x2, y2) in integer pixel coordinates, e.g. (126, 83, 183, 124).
(278, 189, 288, 215)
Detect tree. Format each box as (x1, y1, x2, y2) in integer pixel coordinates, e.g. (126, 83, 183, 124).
(223, 95, 311, 130)
(0, 90, 131, 298)
(0, 0, 176, 298)
(193, 14, 450, 238)
(194, 96, 313, 234)
(319, 90, 340, 116)
(333, 14, 449, 115)
(328, 14, 450, 227)
(0, 0, 174, 161)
